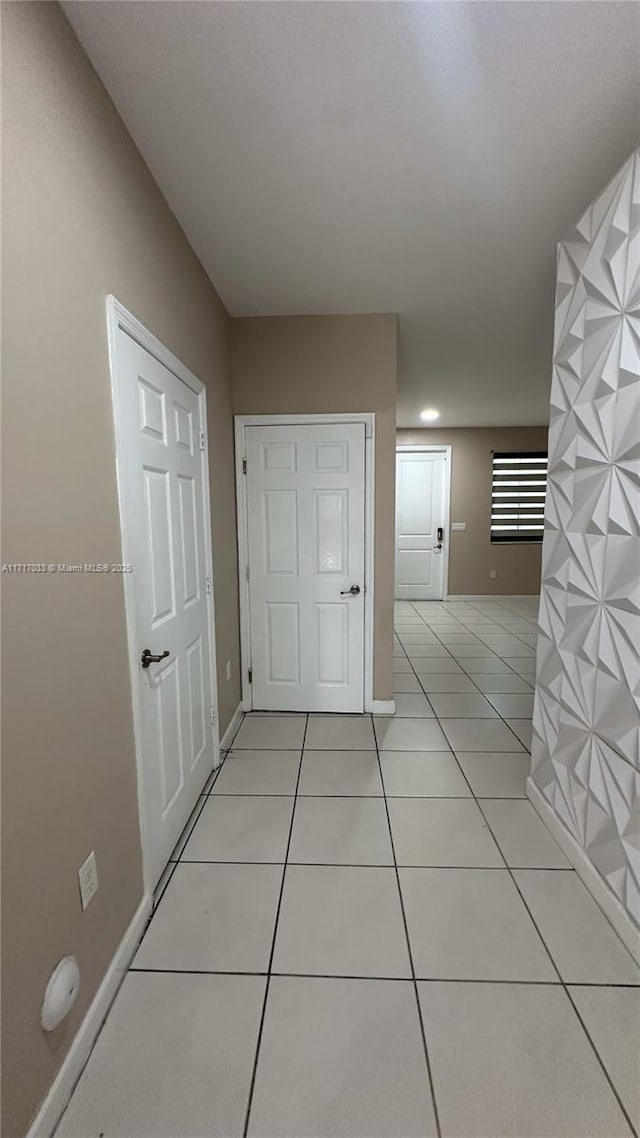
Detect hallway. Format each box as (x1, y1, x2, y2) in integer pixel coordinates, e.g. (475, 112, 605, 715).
(55, 599, 639, 1138)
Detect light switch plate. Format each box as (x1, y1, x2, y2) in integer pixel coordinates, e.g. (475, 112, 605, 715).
(451, 522, 466, 531)
(78, 850, 98, 911)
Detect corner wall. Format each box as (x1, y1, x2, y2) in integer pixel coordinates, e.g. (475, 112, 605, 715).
(530, 150, 640, 929)
(231, 314, 397, 701)
(1, 5, 240, 1134)
(396, 427, 548, 595)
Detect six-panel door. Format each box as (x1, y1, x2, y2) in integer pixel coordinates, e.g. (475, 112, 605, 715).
(117, 331, 217, 888)
(245, 423, 366, 711)
(395, 449, 446, 600)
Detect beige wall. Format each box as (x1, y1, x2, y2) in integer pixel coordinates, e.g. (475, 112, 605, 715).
(1, 5, 240, 1135)
(231, 315, 397, 701)
(396, 427, 549, 596)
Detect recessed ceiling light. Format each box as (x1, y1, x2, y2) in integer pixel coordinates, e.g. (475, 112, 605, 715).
(420, 408, 440, 422)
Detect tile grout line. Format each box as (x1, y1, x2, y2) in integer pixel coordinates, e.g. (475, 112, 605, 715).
(397, 628, 525, 704)
(407, 604, 640, 968)
(52, 730, 246, 1136)
(241, 712, 309, 1138)
(203, 793, 532, 800)
(398, 598, 537, 657)
(372, 710, 443, 1138)
(151, 744, 235, 915)
(146, 707, 247, 938)
(431, 619, 638, 832)
(401, 602, 638, 1134)
(143, 621, 632, 1136)
(478, 801, 639, 1137)
(403, 600, 640, 968)
(417, 629, 639, 1138)
(563, 988, 639, 1138)
(431, 611, 638, 814)
(398, 614, 523, 682)
(173, 858, 580, 870)
(125, 966, 640, 988)
(404, 602, 532, 755)
(207, 660, 624, 1138)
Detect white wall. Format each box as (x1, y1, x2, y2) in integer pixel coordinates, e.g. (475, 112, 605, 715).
(530, 150, 640, 928)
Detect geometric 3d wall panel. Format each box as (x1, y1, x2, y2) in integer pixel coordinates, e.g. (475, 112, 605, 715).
(531, 149, 640, 927)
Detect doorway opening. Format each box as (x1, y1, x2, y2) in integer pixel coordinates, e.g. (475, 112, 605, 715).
(235, 414, 375, 713)
(395, 445, 451, 601)
(107, 297, 220, 892)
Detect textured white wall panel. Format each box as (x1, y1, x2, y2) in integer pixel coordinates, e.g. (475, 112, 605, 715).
(532, 150, 640, 927)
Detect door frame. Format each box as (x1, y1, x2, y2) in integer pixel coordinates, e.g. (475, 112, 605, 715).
(395, 444, 452, 601)
(106, 295, 220, 894)
(235, 413, 376, 712)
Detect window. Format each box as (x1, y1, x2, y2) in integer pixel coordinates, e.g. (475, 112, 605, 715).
(491, 451, 547, 543)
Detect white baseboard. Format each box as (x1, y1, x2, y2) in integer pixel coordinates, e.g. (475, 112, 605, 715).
(526, 777, 640, 966)
(219, 703, 243, 750)
(370, 699, 395, 715)
(26, 892, 152, 1138)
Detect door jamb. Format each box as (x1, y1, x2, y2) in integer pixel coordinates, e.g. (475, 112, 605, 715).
(235, 413, 375, 712)
(106, 296, 220, 895)
(395, 444, 452, 601)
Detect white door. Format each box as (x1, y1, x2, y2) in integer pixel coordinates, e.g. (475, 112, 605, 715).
(245, 423, 366, 712)
(113, 327, 219, 889)
(395, 449, 447, 600)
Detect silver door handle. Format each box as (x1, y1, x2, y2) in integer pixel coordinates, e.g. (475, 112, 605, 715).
(340, 584, 361, 596)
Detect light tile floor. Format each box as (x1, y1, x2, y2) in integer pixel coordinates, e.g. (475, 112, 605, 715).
(56, 598, 640, 1138)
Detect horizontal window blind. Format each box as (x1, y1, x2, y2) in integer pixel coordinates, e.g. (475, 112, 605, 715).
(491, 452, 547, 543)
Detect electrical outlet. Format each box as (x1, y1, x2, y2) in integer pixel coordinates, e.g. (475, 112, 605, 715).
(451, 522, 466, 531)
(490, 569, 497, 580)
(225, 659, 231, 682)
(78, 851, 98, 911)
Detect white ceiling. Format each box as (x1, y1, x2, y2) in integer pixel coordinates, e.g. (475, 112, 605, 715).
(64, 1, 639, 427)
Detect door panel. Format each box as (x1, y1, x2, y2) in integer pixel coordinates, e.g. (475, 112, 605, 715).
(246, 423, 365, 711)
(144, 468, 175, 625)
(316, 603, 348, 683)
(395, 451, 447, 600)
(185, 635, 207, 770)
(115, 330, 218, 888)
(177, 474, 200, 607)
(315, 489, 348, 573)
(264, 490, 298, 574)
(266, 602, 300, 682)
(155, 658, 183, 811)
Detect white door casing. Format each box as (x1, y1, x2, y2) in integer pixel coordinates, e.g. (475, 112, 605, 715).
(241, 421, 368, 712)
(108, 298, 219, 892)
(395, 448, 450, 600)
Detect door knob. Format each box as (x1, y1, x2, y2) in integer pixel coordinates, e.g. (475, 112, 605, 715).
(340, 585, 361, 596)
(141, 648, 170, 669)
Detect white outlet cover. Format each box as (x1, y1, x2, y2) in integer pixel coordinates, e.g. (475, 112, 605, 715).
(225, 659, 232, 682)
(451, 522, 466, 531)
(78, 850, 98, 911)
